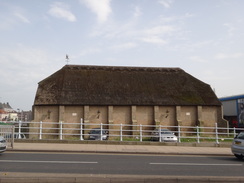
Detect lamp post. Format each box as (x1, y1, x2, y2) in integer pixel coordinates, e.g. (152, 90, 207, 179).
(17, 108, 23, 122)
(16, 108, 22, 139)
(17, 108, 20, 122)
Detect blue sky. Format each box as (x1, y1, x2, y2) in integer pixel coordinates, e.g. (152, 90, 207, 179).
(0, 0, 243, 111)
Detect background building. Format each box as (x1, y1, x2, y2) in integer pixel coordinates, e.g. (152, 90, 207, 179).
(219, 94, 244, 128)
(0, 102, 32, 122)
(0, 102, 17, 121)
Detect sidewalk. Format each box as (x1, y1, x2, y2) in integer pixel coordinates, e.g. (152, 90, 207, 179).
(8, 141, 233, 156)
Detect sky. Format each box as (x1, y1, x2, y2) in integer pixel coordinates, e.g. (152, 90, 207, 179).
(0, 0, 244, 111)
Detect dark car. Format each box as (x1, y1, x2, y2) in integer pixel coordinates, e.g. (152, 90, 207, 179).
(88, 128, 108, 140)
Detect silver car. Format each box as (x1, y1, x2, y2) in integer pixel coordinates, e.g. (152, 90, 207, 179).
(231, 131, 244, 159)
(88, 128, 108, 140)
(0, 136, 7, 153)
(151, 129, 178, 142)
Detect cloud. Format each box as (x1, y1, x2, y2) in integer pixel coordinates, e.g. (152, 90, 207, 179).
(143, 25, 175, 35)
(110, 42, 137, 51)
(0, 7, 30, 30)
(0, 44, 66, 110)
(223, 23, 237, 37)
(87, 6, 180, 47)
(75, 48, 101, 58)
(158, 0, 174, 8)
(189, 56, 207, 63)
(139, 25, 176, 45)
(214, 53, 244, 60)
(133, 6, 142, 18)
(90, 19, 178, 47)
(0, 45, 48, 109)
(90, 19, 136, 39)
(81, 0, 112, 23)
(14, 12, 30, 23)
(48, 2, 76, 22)
(0, 44, 66, 87)
(140, 36, 167, 45)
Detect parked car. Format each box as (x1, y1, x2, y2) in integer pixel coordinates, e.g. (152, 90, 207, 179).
(4, 133, 26, 139)
(88, 128, 108, 140)
(0, 136, 7, 153)
(231, 131, 244, 159)
(151, 129, 178, 142)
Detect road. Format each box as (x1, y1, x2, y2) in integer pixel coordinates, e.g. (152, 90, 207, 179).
(0, 152, 244, 177)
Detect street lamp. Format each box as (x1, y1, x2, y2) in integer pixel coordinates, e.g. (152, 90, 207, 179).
(17, 108, 23, 122)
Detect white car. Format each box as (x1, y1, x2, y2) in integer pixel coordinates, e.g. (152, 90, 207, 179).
(0, 136, 7, 153)
(231, 131, 244, 159)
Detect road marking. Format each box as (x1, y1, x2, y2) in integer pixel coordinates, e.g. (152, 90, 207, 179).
(0, 160, 98, 164)
(150, 163, 243, 166)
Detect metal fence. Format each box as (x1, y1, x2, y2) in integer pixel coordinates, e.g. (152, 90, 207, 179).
(1, 121, 244, 144)
(0, 124, 15, 148)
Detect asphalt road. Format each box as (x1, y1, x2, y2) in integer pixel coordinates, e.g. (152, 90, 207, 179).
(0, 152, 244, 177)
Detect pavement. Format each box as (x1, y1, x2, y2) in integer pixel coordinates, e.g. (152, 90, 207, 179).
(8, 140, 233, 156)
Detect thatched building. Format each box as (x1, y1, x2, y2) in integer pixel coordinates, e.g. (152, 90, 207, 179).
(32, 65, 226, 139)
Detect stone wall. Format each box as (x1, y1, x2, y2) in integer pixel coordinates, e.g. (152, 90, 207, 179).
(32, 105, 226, 139)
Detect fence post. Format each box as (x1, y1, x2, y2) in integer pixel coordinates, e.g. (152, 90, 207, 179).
(60, 121, 63, 140)
(80, 118, 84, 140)
(120, 124, 123, 141)
(178, 126, 181, 143)
(18, 121, 22, 139)
(233, 127, 236, 137)
(215, 123, 219, 144)
(11, 125, 15, 149)
(100, 123, 103, 141)
(159, 125, 161, 142)
(39, 121, 42, 140)
(139, 124, 142, 142)
(227, 123, 229, 137)
(196, 126, 200, 143)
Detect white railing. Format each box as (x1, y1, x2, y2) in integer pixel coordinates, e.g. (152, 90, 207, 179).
(2, 120, 244, 144)
(0, 124, 15, 148)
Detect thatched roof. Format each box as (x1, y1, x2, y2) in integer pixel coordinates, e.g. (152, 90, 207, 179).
(34, 65, 221, 106)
